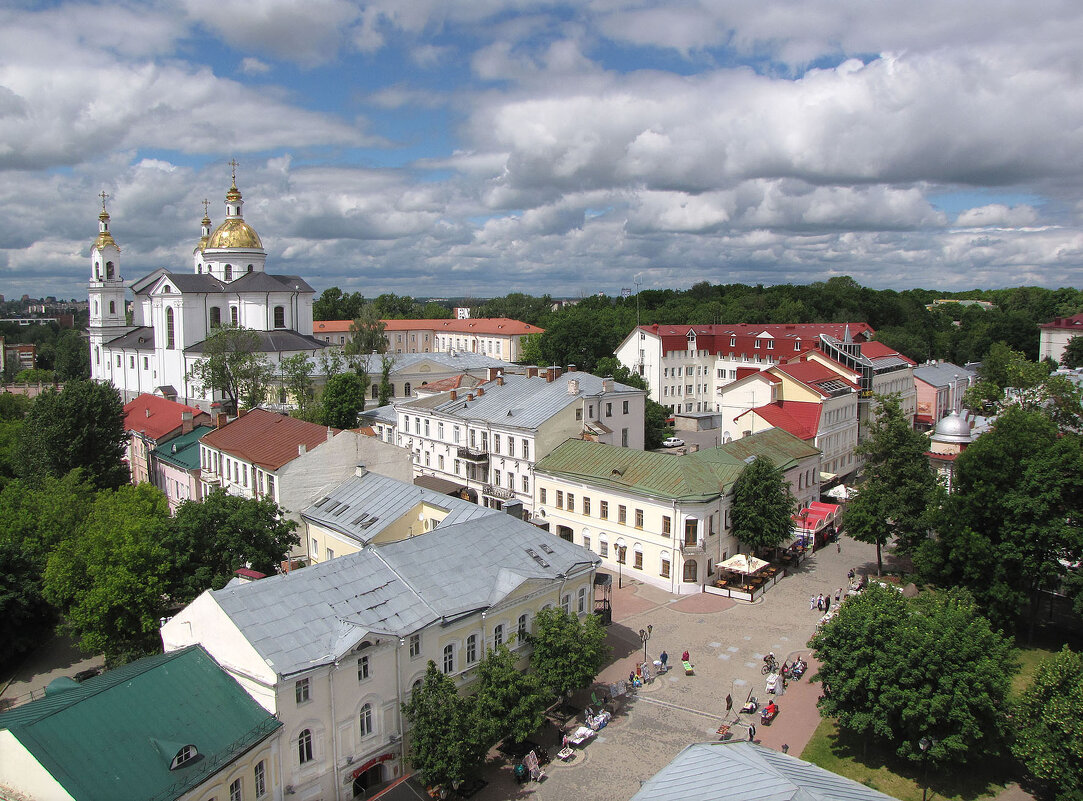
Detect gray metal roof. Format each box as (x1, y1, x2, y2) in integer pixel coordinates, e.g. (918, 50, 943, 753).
(184, 329, 327, 354)
(399, 373, 641, 430)
(360, 404, 397, 425)
(913, 361, 975, 387)
(134, 271, 314, 296)
(209, 513, 598, 676)
(348, 351, 514, 373)
(301, 470, 496, 546)
(104, 326, 154, 349)
(631, 742, 900, 801)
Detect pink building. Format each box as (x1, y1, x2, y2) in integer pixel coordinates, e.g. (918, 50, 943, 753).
(912, 362, 975, 431)
(152, 424, 213, 512)
(123, 394, 211, 485)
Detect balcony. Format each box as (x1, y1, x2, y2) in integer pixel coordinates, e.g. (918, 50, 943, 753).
(484, 484, 515, 500)
(200, 468, 220, 486)
(680, 538, 705, 555)
(457, 446, 489, 463)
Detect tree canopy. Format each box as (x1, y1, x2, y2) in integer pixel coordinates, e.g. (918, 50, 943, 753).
(809, 584, 1016, 769)
(319, 372, 368, 429)
(469, 643, 547, 750)
(402, 661, 479, 789)
(185, 325, 274, 412)
(1063, 335, 1083, 369)
(730, 455, 796, 554)
(527, 607, 609, 699)
(345, 303, 388, 356)
(1011, 646, 1083, 801)
(378, 356, 395, 407)
(279, 353, 315, 419)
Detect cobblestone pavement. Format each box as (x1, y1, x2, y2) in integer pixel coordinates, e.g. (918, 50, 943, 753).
(470, 536, 881, 801)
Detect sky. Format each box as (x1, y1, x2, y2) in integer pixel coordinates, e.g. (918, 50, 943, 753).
(4, 1, 1083, 302)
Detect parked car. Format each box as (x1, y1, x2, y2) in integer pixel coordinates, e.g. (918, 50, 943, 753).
(662, 436, 684, 448)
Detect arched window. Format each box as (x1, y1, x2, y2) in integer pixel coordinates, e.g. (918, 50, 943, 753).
(274, 306, 285, 328)
(94, 262, 100, 280)
(224, 264, 233, 281)
(359, 703, 373, 736)
(93, 300, 98, 316)
(466, 634, 477, 664)
(169, 744, 199, 770)
(683, 560, 698, 583)
(197, 263, 202, 274)
(403, 382, 412, 396)
(166, 307, 175, 349)
(247, 264, 254, 273)
(230, 306, 238, 326)
(411, 678, 422, 696)
(561, 594, 571, 614)
(210, 307, 221, 328)
(517, 614, 528, 642)
(105, 261, 115, 279)
(297, 729, 313, 764)
(493, 624, 504, 647)
(442, 644, 454, 674)
(109, 300, 115, 315)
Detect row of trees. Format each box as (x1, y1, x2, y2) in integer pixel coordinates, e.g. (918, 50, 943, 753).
(403, 607, 609, 790)
(0, 323, 89, 383)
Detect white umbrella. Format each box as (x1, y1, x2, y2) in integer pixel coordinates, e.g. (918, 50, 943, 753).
(717, 553, 769, 575)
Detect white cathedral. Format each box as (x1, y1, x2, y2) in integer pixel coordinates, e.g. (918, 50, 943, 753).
(89, 173, 327, 409)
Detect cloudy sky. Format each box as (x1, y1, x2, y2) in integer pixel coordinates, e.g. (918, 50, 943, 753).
(4, 0, 1083, 301)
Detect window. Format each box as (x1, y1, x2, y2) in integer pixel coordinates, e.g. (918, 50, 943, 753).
(623, 400, 629, 414)
(599, 501, 608, 520)
(110, 300, 116, 315)
(683, 560, 698, 582)
(230, 306, 238, 325)
(567, 493, 575, 513)
(556, 490, 563, 509)
(539, 488, 547, 505)
(662, 516, 671, 536)
(225, 263, 233, 281)
(254, 761, 266, 797)
(360, 703, 373, 736)
(575, 408, 582, 421)
(618, 505, 627, 524)
(298, 729, 313, 764)
(166, 307, 175, 349)
(634, 549, 643, 570)
(522, 474, 529, 492)
(409, 634, 421, 658)
(210, 306, 221, 327)
(767, 340, 774, 349)
(295, 678, 310, 703)
(518, 614, 528, 642)
(466, 634, 477, 664)
(522, 440, 529, 459)
(616, 545, 626, 564)
(660, 556, 671, 578)
(561, 594, 571, 614)
(129, 355, 135, 368)
(622, 428, 629, 447)
(357, 655, 369, 681)
(442, 644, 454, 673)
(583, 534, 591, 551)
(326, 547, 334, 561)
(600, 539, 608, 557)
(274, 306, 285, 328)
(230, 778, 242, 801)
(634, 509, 643, 529)
(577, 586, 587, 612)
(170, 744, 199, 770)
(605, 402, 613, 417)
(684, 518, 698, 546)
(494, 624, 504, 646)
(143, 356, 149, 370)
(583, 497, 591, 516)
(493, 434, 501, 452)
(507, 436, 514, 455)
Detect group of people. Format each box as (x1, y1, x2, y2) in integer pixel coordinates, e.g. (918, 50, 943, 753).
(810, 588, 844, 612)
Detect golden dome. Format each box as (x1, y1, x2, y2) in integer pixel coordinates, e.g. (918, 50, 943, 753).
(93, 230, 119, 251)
(206, 218, 263, 249)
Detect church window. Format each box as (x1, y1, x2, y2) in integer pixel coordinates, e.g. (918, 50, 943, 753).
(166, 307, 175, 349)
(197, 264, 202, 274)
(116, 355, 121, 367)
(403, 382, 411, 396)
(225, 264, 233, 281)
(95, 347, 100, 364)
(94, 262, 100, 280)
(109, 301, 115, 315)
(210, 307, 221, 328)
(93, 301, 98, 316)
(247, 264, 253, 273)
(230, 307, 238, 326)
(274, 306, 285, 328)
(105, 261, 115, 279)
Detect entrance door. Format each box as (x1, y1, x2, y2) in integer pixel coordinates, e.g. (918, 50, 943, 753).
(352, 764, 383, 797)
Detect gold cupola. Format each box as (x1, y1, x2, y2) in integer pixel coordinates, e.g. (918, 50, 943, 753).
(93, 192, 120, 252)
(206, 177, 263, 250)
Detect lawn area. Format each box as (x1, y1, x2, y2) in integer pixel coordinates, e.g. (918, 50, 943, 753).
(801, 718, 1017, 801)
(1010, 645, 1056, 699)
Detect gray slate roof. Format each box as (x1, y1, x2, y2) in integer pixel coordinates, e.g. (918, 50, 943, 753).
(184, 329, 327, 354)
(301, 470, 496, 546)
(631, 742, 900, 801)
(134, 270, 314, 296)
(360, 404, 397, 425)
(399, 373, 641, 430)
(349, 351, 514, 373)
(209, 513, 598, 677)
(913, 361, 976, 387)
(105, 326, 154, 349)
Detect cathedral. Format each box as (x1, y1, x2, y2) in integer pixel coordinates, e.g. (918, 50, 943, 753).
(88, 171, 326, 409)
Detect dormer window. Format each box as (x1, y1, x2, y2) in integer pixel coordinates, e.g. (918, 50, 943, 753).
(730, 336, 736, 347)
(170, 744, 199, 770)
(767, 340, 774, 349)
(794, 340, 802, 351)
(754, 339, 761, 349)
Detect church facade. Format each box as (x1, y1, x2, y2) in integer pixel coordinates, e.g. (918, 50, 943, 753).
(89, 175, 326, 409)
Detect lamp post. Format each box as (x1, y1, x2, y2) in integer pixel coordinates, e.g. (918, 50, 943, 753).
(919, 736, 933, 801)
(638, 625, 653, 663)
(617, 546, 625, 589)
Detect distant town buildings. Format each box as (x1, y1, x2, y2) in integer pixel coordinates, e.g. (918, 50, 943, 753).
(913, 361, 976, 430)
(1038, 312, 1083, 364)
(313, 317, 542, 361)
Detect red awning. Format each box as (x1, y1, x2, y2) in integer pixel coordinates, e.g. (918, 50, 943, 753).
(352, 753, 395, 779)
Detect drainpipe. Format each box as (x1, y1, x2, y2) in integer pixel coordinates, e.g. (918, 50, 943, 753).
(395, 638, 406, 777)
(329, 663, 340, 801)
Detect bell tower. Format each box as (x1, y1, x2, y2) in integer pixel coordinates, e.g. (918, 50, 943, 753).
(88, 192, 130, 380)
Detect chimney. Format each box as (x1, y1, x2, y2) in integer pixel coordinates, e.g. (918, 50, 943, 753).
(145, 407, 151, 418)
(450, 390, 458, 401)
(602, 377, 614, 393)
(298, 443, 307, 455)
(567, 378, 580, 395)
(487, 366, 503, 381)
(467, 393, 475, 401)
(477, 387, 484, 396)
(497, 375, 504, 386)
(327, 426, 334, 441)
(355, 464, 367, 477)
(526, 366, 539, 378)
(215, 413, 227, 428)
(181, 410, 193, 434)
(567, 364, 577, 372)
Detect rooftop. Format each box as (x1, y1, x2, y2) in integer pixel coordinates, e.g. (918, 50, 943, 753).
(199, 408, 340, 471)
(153, 425, 214, 471)
(123, 394, 208, 441)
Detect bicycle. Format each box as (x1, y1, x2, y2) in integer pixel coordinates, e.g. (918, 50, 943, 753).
(761, 657, 779, 675)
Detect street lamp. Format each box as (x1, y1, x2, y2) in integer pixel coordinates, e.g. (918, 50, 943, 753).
(919, 736, 934, 801)
(617, 545, 625, 589)
(638, 625, 653, 663)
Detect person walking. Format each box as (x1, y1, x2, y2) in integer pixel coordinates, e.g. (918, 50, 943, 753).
(817, 593, 824, 611)
(748, 723, 757, 742)
(810, 595, 817, 610)
(835, 588, 842, 603)
(660, 650, 668, 671)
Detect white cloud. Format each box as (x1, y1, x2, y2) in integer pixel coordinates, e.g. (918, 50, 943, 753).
(240, 57, 272, 75)
(954, 204, 1039, 228)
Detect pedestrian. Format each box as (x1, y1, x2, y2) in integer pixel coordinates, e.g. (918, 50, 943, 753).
(847, 568, 855, 581)
(660, 650, 668, 670)
(837, 539, 841, 554)
(682, 649, 690, 663)
(748, 723, 756, 742)
(817, 593, 824, 611)
(835, 588, 842, 603)
(810, 595, 816, 610)
(825, 596, 831, 613)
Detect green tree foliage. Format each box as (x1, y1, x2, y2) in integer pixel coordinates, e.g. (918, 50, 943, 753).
(809, 584, 1015, 768)
(319, 372, 368, 429)
(378, 356, 395, 406)
(0, 544, 56, 664)
(345, 303, 388, 355)
(186, 326, 275, 413)
(730, 455, 796, 554)
(164, 490, 299, 603)
(1011, 646, 1083, 801)
(43, 483, 171, 665)
(916, 407, 1083, 637)
(527, 607, 609, 699)
(18, 380, 127, 490)
(470, 643, 548, 749)
(0, 393, 31, 420)
(312, 287, 367, 321)
(842, 396, 937, 573)
(473, 293, 554, 327)
(1063, 335, 1083, 369)
(279, 354, 315, 419)
(402, 661, 479, 789)
(53, 329, 90, 381)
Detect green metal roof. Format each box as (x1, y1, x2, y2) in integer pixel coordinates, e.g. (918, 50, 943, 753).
(153, 425, 213, 471)
(535, 429, 819, 502)
(0, 646, 281, 801)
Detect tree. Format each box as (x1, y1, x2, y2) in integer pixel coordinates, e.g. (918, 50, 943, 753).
(842, 396, 937, 573)
(1063, 336, 1083, 369)
(402, 661, 479, 789)
(53, 329, 90, 381)
(345, 303, 387, 356)
(527, 607, 608, 699)
(43, 483, 171, 665)
(186, 326, 274, 413)
(319, 372, 368, 429)
(730, 455, 796, 555)
(378, 356, 395, 407)
(279, 354, 315, 419)
(0, 543, 57, 664)
(164, 490, 299, 603)
(809, 584, 1015, 769)
(18, 380, 127, 490)
(470, 644, 548, 747)
(1012, 646, 1083, 801)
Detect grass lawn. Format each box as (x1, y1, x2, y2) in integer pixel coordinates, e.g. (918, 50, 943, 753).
(801, 718, 1017, 801)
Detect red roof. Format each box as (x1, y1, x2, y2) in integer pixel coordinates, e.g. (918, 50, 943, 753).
(234, 568, 267, 579)
(772, 361, 858, 395)
(123, 394, 209, 441)
(200, 409, 341, 471)
(861, 340, 915, 364)
(1040, 313, 1083, 330)
(313, 320, 353, 334)
(742, 401, 822, 440)
(318, 317, 543, 336)
(641, 322, 874, 357)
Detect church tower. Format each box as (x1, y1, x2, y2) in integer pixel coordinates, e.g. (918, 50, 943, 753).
(193, 198, 213, 274)
(201, 162, 267, 281)
(88, 192, 131, 380)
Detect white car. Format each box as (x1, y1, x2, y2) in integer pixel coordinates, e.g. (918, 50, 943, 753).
(662, 436, 684, 448)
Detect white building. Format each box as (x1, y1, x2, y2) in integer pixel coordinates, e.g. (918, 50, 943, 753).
(313, 317, 541, 362)
(1039, 312, 1083, 364)
(391, 367, 646, 515)
(89, 177, 327, 408)
(162, 515, 599, 800)
(534, 429, 821, 594)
